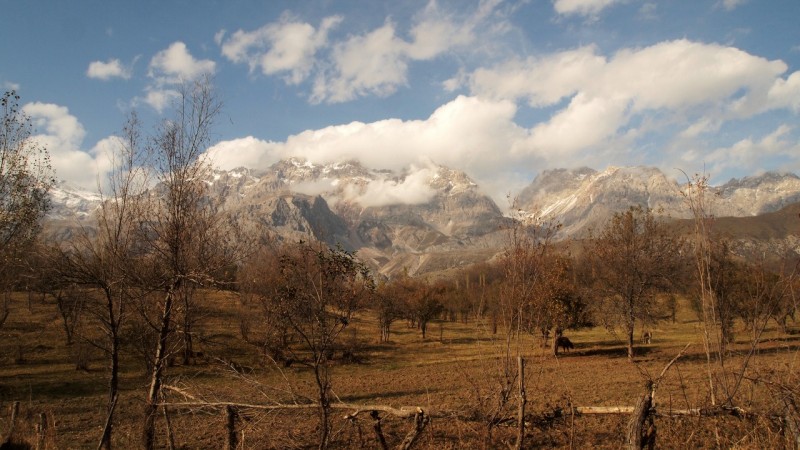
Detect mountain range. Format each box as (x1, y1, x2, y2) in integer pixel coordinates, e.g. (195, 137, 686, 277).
(46, 159, 800, 276)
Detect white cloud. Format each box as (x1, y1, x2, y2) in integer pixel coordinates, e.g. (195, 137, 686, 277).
(23, 102, 85, 147)
(148, 41, 216, 84)
(141, 88, 180, 113)
(222, 1, 505, 104)
(766, 71, 800, 113)
(312, 21, 410, 103)
(3, 81, 21, 91)
(141, 42, 215, 112)
(468, 39, 800, 161)
(291, 178, 339, 198)
(697, 125, 798, 176)
(520, 93, 628, 158)
(220, 15, 341, 84)
(206, 38, 800, 208)
(87, 58, 132, 80)
(553, 0, 623, 17)
(206, 136, 280, 170)
(206, 95, 528, 205)
(344, 167, 437, 207)
(310, 3, 492, 104)
(638, 2, 658, 20)
(22, 102, 114, 190)
(720, 0, 746, 11)
(469, 45, 605, 106)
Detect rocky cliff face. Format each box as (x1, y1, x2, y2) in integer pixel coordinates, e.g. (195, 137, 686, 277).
(47, 161, 800, 276)
(519, 166, 800, 236)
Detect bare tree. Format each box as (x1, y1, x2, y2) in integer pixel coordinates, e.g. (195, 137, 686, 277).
(52, 112, 149, 450)
(374, 280, 406, 343)
(586, 206, 683, 360)
(135, 78, 231, 450)
(0, 91, 54, 328)
(498, 214, 573, 356)
(239, 240, 374, 449)
(682, 173, 725, 405)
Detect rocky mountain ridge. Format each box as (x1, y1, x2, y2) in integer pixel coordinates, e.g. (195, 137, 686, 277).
(519, 166, 800, 236)
(47, 162, 800, 275)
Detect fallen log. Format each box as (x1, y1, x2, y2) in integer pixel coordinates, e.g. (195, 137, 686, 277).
(572, 405, 753, 418)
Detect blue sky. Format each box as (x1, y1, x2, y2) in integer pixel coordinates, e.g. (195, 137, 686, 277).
(2, 0, 800, 205)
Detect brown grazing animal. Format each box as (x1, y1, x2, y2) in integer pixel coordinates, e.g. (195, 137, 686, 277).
(556, 336, 574, 352)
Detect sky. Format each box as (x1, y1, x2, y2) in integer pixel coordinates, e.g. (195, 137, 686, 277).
(2, 0, 800, 207)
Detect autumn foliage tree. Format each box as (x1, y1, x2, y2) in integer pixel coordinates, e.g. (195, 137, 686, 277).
(0, 91, 54, 327)
(239, 240, 374, 449)
(586, 206, 683, 360)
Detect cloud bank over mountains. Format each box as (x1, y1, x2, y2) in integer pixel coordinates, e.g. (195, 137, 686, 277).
(14, 0, 800, 208)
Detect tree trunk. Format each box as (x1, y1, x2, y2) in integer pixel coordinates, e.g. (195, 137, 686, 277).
(627, 325, 635, 360)
(552, 328, 562, 357)
(99, 298, 120, 450)
(314, 364, 331, 450)
(515, 356, 526, 450)
(99, 338, 119, 450)
(143, 288, 175, 450)
(626, 392, 654, 449)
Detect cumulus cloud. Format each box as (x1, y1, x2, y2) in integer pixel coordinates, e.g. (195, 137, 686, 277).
(553, 0, 623, 17)
(206, 136, 281, 170)
(311, 1, 504, 103)
(206, 95, 528, 205)
(468, 39, 800, 161)
(469, 45, 605, 107)
(311, 21, 410, 102)
(142, 42, 216, 112)
(87, 58, 132, 80)
(220, 15, 342, 84)
(217, 1, 504, 103)
(149, 42, 216, 83)
(205, 38, 800, 207)
(22, 102, 115, 189)
(696, 125, 798, 176)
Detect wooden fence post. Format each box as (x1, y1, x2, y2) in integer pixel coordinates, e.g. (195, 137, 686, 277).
(224, 405, 238, 450)
(36, 412, 47, 450)
(626, 386, 655, 450)
(1, 401, 20, 447)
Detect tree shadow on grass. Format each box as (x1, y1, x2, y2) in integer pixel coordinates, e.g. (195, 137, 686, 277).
(568, 343, 656, 358)
(0, 375, 103, 401)
(338, 387, 440, 403)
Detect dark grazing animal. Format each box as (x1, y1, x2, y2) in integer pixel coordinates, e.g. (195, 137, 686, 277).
(556, 336, 574, 352)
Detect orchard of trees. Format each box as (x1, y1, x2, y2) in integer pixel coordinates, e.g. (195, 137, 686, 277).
(2, 83, 799, 449)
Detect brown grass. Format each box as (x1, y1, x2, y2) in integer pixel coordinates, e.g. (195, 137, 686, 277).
(1, 291, 798, 449)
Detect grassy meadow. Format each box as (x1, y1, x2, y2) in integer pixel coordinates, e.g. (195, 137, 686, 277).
(1, 289, 799, 449)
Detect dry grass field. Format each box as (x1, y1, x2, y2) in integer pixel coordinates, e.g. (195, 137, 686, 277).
(1, 289, 799, 449)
